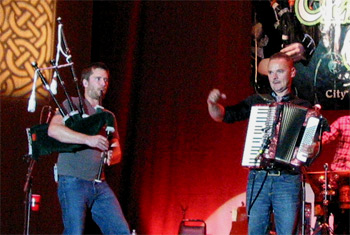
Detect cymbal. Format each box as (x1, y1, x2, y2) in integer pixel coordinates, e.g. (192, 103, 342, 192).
(306, 171, 350, 194)
(306, 171, 350, 176)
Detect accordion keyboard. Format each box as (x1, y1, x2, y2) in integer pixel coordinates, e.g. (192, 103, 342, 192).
(241, 105, 273, 167)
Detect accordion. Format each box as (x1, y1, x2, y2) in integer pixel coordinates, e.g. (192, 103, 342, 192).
(241, 103, 321, 168)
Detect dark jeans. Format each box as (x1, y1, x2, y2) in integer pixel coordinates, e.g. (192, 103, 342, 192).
(58, 175, 130, 235)
(246, 170, 302, 235)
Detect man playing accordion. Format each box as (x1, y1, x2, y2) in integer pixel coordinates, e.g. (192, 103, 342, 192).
(207, 52, 323, 235)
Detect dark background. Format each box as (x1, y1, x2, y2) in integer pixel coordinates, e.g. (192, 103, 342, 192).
(1, 1, 348, 234)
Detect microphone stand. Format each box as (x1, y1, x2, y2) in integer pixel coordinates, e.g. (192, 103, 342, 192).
(23, 105, 52, 234)
(301, 173, 306, 235)
(23, 157, 36, 235)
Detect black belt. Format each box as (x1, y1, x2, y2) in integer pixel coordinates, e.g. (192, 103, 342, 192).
(252, 168, 300, 176)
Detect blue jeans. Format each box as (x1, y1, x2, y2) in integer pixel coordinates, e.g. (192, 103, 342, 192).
(57, 175, 130, 235)
(246, 170, 301, 235)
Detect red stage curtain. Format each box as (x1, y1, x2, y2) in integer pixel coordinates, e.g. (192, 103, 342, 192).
(92, 1, 253, 234)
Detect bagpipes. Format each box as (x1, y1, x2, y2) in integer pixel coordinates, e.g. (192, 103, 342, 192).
(26, 17, 115, 163)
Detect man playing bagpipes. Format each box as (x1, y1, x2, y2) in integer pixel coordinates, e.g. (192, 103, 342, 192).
(48, 62, 130, 234)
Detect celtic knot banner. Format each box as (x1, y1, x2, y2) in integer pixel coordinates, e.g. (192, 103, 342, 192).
(0, 0, 56, 98)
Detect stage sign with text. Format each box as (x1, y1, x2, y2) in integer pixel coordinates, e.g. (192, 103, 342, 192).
(251, 0, 349, 110)
(294, 0, 350, 110)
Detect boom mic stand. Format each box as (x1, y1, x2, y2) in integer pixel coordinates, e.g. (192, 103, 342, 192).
(23, 157, 36, 235)
(23, 106, 52, 234)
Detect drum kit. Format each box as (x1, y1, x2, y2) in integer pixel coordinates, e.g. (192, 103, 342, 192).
(305, 164, 350, 235)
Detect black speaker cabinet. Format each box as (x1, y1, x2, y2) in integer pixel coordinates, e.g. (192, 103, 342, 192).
(178, 219, 206, 235)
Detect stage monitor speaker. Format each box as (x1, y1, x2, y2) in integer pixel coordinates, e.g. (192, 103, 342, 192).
(178, 219, 206, 235)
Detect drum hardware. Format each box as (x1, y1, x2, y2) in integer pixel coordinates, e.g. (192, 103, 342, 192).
(311, 164, 334, 235)
(306, 168, 350, 234)
(306, 164, 336, 234)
